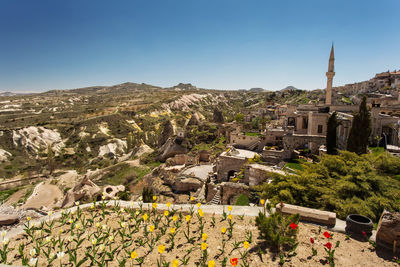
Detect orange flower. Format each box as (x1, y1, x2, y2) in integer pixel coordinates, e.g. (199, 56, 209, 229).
(230, 258, 238, 266)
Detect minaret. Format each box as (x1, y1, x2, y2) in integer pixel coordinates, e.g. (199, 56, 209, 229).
(325, 44, 335, 105)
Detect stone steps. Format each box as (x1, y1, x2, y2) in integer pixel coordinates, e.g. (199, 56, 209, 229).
(209, 189, 221, 205)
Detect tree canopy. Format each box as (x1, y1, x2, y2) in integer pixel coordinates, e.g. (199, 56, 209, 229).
(257, 150, 400, 222)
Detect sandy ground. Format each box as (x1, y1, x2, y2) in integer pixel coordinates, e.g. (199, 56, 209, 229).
(3, 188, 27, 207)
(3, 206, 397, 267)
(22, 182, 63, 209)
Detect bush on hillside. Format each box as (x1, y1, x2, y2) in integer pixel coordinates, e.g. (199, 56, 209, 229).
(257, 151, 400, 222)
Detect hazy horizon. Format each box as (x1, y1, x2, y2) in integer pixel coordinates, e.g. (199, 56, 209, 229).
(1, 0, 399, 92)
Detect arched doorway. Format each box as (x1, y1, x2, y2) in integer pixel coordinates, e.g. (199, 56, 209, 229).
(227, 170, 236, 181)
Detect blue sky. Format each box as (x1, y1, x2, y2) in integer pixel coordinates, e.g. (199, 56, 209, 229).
(1, 0, 399, 92)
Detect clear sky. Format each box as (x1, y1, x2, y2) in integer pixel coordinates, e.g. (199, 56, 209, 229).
(1, 0, 399, 92)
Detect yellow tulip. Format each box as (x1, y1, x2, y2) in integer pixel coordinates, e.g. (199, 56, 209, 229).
(208, 260, 216, 267)
(170, 227, 176, 234)
(221, 227, 227, 234)
(243, 241, 250, 249)
(172, 215, 178, 221)
(186, 215, 191, 222)
(190, 196, 195, 202)
(130, 250, 137, 259)
(260, 199, 265, 205)
(197, 203, 201, 208)
(166, 202, 171, 208)
(172, 259, 179, 267)
(152, 203, 157, 209)
(164, 210, 169, 217)
(158, 244, 165, 254)
(228, 206, 232, 212)
(149, 225, 155, 232)
(153, 195, 157, 201)
(228, 214, 232, 221)
(198, 209, 204, 217)
(142, 213, 148, 221)
(201, 242, 208, 250)
(27, 217, 31, 221)
(202, 233, 208, 241)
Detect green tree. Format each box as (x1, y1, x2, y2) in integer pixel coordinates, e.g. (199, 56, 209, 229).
(326, 112, 339, 155)
(346, 96, 371, 155)
(234, 113, 244, 122)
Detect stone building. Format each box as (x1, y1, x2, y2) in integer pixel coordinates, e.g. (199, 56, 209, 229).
(214, 147, 258, 182)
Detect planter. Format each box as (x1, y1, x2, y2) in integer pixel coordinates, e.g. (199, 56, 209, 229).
(345, 214, 373, 240)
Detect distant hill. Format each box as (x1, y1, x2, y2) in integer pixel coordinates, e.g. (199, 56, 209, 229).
(0, 91, 26, 96)
(280, 86, 300, 92)
(248, 88, 265, 92)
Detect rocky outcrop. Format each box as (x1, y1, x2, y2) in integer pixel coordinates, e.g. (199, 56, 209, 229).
(98, 139, 127, 158)
(103, 185, 125, 199)
(0, 149, 11, 162)
(188, 113, 201, 126)
(213, 108, 224, 123)
(133, 144, 154, 157)
(376, 210, 400, 249)
(158, 120, 174, 147)
(0, 214, 19, 225)
(12, 126, 64, 154)
(61, 176, 101, 208)
(172, 178, 203, 192)
(157, 137, 188, 162)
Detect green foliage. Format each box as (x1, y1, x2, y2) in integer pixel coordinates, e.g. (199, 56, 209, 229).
(0, 187, 20, 203)
(99, 163, 150, 187)
(283, 159, 304, 172)
(245, 132, 261, 137)
(235, 194, 250, 206)
(255, 205, 300, 252)
(347, 96, 371, 155)
(234, 113, 244, 122)
(142, 187, 154, 203)
(326, 112, 339, 155)
(257, 151, 400, 222)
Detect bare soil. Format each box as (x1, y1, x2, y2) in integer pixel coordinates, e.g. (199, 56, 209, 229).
(3, 206, 397, 267)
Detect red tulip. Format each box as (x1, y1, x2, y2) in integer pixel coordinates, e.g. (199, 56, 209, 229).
(323, 231, 331, 239)
(310, 237, 314, 244)
(325, 242, 332, 250)
(289, 223, 298, 230)
(362, 231, 366, 236)
(230, 258, 238, 266)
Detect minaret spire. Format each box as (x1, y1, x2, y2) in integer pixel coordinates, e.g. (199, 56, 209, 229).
(325, 44, 335, 105)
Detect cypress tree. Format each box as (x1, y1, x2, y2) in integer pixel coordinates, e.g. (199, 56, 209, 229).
(346, 96, 371, 154)
(326, 112, 339, 155)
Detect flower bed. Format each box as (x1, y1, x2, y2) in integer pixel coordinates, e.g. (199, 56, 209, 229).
(0, 199, 397, 266)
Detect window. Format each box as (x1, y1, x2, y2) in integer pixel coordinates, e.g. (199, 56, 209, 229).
(318, 125, 323, 134)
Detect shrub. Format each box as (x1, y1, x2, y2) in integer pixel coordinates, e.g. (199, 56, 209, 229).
(255, 204, 300, 253)
(142, 186, 154, 203)
(235, 194, 250, 206)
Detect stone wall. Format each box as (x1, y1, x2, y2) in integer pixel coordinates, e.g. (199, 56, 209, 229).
(220, 182, 251, 205)
(282, 134, 326, 159)
(243, 164, 285, 186)
(216, 155, 247, 182)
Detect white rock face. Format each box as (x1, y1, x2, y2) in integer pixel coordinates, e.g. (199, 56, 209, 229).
(134, 144, 154, 157)
(12, 126, 64, 154)
(98, 139, 127, 158)
(0, 149, 12, 162)
(161, 93, 210, 111)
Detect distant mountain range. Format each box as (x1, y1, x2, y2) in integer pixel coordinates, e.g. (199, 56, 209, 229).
(0, 91, 27, 97)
